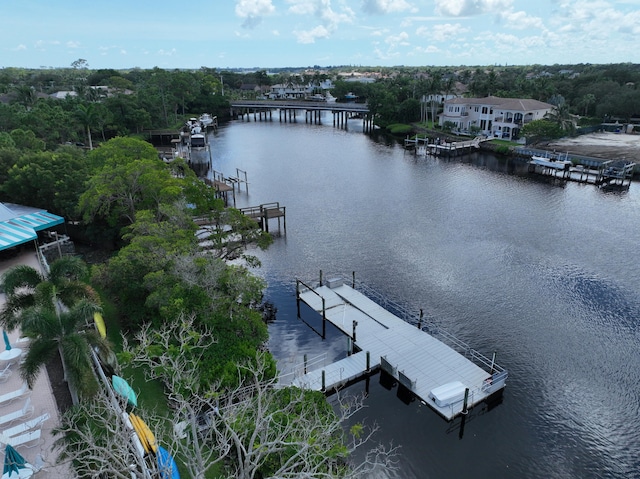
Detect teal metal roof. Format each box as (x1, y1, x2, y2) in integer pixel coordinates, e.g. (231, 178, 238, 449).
(0, 206, 65, 251)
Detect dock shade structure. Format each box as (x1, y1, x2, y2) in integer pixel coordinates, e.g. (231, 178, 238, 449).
(0, 203, 64, 251)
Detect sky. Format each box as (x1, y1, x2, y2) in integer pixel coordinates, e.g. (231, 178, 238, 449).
(2, 0, 640, 70)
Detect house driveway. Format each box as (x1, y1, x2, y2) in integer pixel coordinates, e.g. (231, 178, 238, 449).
(0, 249, 74, 478)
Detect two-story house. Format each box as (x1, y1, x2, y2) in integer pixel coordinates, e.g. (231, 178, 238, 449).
(439, 96, 553, 141)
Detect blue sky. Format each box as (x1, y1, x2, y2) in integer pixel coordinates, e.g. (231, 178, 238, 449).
(2, 0, 640, 70)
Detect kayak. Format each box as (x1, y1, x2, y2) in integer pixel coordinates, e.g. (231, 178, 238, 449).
(93, 312, 106, 339)
(157, 445, 180, 479)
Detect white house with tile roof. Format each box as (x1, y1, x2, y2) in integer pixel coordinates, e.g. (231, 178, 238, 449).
(439, 96, 554, 141)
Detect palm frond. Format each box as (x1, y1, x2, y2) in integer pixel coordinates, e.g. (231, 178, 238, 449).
(0, 293, 36, 330)
(20, 307, 59, 339)
(60, 334, 99, 398)
(0, 265, 43, 295)
(20, 337, 57, 388)
(49, 256, 90, 284)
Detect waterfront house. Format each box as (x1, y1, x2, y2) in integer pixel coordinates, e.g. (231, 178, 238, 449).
(439, 96, 553, 141)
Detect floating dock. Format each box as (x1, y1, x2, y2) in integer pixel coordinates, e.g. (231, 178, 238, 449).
(290, 275, 508, 421)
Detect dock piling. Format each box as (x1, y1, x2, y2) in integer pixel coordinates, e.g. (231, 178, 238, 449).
(462, 388, 470, 415)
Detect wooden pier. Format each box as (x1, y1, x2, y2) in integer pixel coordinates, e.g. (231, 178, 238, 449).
(289, 274, 508, 421)
(239, 202, 286, 233)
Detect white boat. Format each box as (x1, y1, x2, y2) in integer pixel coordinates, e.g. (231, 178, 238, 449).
(190, 133, 206, 149)
(199, 113, 215, 127)
(186, 117, 201, 134)
(306, 94, 326, 102)
(530, 154, 572, 170)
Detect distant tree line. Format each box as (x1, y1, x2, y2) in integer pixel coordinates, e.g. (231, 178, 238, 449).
(1, 63, 639, 145)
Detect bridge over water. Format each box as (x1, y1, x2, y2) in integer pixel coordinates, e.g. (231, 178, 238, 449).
(229, 100, 374, 132)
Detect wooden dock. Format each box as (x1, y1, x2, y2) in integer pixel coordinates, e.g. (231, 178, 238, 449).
(289, 276, 508, 421)
(527, 154, 635, 188)
(239, 202, 286, 233)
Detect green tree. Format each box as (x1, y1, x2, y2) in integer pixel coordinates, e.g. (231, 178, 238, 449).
(74, 103, 98, 149)
(79, 137, 182, 228)
(19, 299, 108, 398)
(521, 119, 564, 143)
(0, 257, 107, 399)
(9, 129, 45, 151)
(545, 102, 575, 133)
(2, 148, 91, 219)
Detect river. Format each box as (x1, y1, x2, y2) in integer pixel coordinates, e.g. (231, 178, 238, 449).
(204, 113, 640, 479)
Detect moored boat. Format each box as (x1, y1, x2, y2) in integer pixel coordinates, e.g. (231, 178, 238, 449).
(199, 113, 217, 127)
(530, 153, 572, 170)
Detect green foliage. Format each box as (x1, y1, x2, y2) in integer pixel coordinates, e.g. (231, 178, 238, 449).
(0, 257, 108, 399)
(1, 147, 91, 219)
(79, 137, 183, 232)
(9, 128, 45, 151)
(385, 123, 413, 135)
(521, 119, 565, 142)
(92, 206, 198, 329)
(0, 132, 16, 149)
(494, 144, 511, 155)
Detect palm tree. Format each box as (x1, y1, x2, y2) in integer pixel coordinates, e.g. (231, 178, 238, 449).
(545, 101, 575, 134)
(19, 299, 109, 398)
(0, 256, 107, 399)
(75, 103, 98, 150)
(0, 256, 97, 330)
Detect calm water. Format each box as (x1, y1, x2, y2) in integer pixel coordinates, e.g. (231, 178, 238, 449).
(205, 113, 640, 479)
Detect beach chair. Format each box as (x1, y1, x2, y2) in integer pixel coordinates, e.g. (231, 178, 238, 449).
(0, 397, 33, 426)
(5, 428, 42, 448)
(0, 363, 12, 383)
(0, 382, 28, 406)
(1, 412, 49, 438)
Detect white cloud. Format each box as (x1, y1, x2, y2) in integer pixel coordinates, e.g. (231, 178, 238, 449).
(13, 44, 27, 51)
(417, 23, 469, 42)
(158, 48, 177, 56)
(287, 0, 355, 30)
(66, 41, 80, 48)
(435, 0, 512, 17)
(235, 0, 275, 28)
(499, 10, 544, 30)
(385, 31, 410, 47)
(362, 0, 415, 15)
(293, 24, 331, 43)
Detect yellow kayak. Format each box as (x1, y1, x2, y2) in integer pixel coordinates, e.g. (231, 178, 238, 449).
(129, 412, 157, 454)
(93, 312, 106, 339)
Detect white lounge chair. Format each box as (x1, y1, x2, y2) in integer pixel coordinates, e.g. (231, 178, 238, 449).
(0, 382, 29, 405)
(0, 363, 12, 383)
(0, 397, 33, 426)
(5, 428, 41, 448)
(1, 412, 49, 438)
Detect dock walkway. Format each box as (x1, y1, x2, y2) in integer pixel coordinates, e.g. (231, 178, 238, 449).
(290, 278, 507, 420)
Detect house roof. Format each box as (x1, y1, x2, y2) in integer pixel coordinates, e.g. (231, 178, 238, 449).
(0, 204, 64, 251)
(447, 96, 553, 111)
